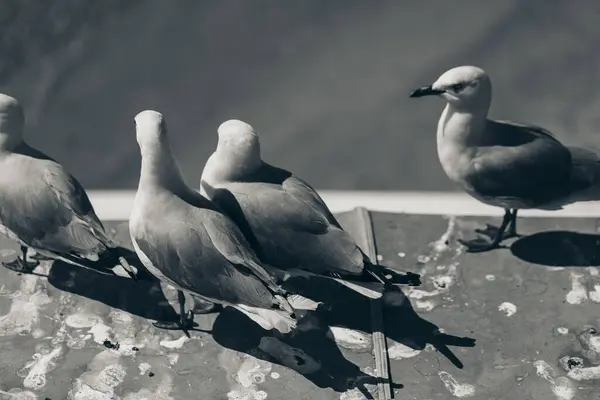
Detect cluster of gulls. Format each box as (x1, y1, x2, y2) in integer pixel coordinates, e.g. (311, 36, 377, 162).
(0, 65, 600, 336)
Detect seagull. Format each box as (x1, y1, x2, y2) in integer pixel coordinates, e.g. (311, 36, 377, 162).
(410, 66, 600, 252)
(0, 93, 138, 278)
(200, 119, 419, 296)
(129, 110, 318, 334)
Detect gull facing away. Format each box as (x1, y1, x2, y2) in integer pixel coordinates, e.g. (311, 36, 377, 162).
(200, 120, 418, 297)
(410, 66, 600, 252)
(130, 110, 319, 334)
(0, 93, 138, 278)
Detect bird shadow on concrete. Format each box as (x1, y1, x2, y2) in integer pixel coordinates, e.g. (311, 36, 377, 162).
(211, 275, 476, 396)
(44, 247, 182, 323)
(511, 231, 600, 267)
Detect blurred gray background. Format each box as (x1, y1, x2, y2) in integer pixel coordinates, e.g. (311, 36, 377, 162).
(2, 0, 600, 190)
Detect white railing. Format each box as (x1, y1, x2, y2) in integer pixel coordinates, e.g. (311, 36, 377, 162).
(89, 190, 600, 221)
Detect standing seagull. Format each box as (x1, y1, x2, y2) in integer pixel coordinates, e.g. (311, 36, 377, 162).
(200, 120, 414, 292)
(0, 93, 138, 278)
(130, 110, 316, 334)
(410, 66, 600, 252)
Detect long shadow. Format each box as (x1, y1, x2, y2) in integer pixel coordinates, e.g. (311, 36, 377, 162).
(44, 248, 180, 322)
(511, 231, 600, 267)
(212, 307, 395, 398)
(211, 275, 476, 396)
(285, 276, 477, 369)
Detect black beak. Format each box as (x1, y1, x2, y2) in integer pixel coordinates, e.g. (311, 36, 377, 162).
(409, 86, 444, 98)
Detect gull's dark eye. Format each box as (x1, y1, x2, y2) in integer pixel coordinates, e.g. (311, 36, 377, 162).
(451, 83, 466, 92)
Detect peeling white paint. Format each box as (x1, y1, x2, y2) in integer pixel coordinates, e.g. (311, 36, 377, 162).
(339, 388, 369, 400)
(65, 313, 103, 329)
(498, 302, 517, 317)
(167, 354, 179, 365)
(415, 300, 437, 311)
(388, 342, 421, 359)
(589, 285, 600, 303)
(587, 335, 600, 353)
(433, 216, 456, 253)
(20, 346, 61, 390)
(219, 349, 272, 400)
(160, 335, 189, 349)
(565, 273, 588, 305)
(408, 289, 440, 299)
(123, 373, 175, 400)
(534, 360, 575, 400)
(0, 388, 38, 399)
(417, 255, 431, 264)
(438, 371, 475, 397)
(567, 365, 600, 381)
(88, 323, 112, 345)
(68, 350, 125, 400)
(64, 312, 113, 347)
(139, 362, 151, 375)
(0, 274, 52, 336)
(406, 260, 459, 310)
(109, 309, 140, 356)
(327, 327, 372, 350)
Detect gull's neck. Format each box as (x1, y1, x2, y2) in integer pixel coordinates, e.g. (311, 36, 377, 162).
(436, 103, 490, 184)
(437, 103, 489, 148)
(138, 138, 188, 195)
(0, 132, 23, 153)
(212, 136, 262, 180)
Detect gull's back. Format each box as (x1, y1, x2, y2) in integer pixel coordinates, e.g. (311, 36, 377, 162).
(205, 162, 365, 275)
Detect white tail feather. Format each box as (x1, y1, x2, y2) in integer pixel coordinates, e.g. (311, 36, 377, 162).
(331, 278, 383, 299)
(274, 294, 294, 314)
(233, 304, 297, 334)
(286, 294, 321, 310)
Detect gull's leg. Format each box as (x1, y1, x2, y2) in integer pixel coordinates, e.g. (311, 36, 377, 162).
(178, 291, 194, 338)
(153, 290, 194, 336)
(191, 295, 221, 314)
(460, 209, 512, 253)
(504, 209, 519, 239)
(474, 208, 521, 241)
(2, 245, 39, 273)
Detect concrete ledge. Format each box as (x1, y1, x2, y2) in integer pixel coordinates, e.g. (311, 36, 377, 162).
(0, 205, 599, 399)
(89, 190, 600, 221)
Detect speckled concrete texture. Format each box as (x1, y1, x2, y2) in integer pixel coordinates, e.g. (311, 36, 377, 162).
(0, 212, 598, 399)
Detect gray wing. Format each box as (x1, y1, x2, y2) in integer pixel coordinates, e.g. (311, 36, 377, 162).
(466, 121, 572, 205)
(133, 207, 276, 309)
(0, 158, 114, 259)
(201, 211, 284, 294)
(211, 164, 364, 275)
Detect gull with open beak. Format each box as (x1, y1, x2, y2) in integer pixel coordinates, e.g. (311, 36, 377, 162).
(410, 66, 600, 252)
(0, 93, 138, 278)
(130, 110, 318, 334)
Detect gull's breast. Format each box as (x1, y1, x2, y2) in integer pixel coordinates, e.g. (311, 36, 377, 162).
(437, 139, 475, 186)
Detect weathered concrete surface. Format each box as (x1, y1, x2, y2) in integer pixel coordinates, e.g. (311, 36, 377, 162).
(0, 212, 599, 399)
